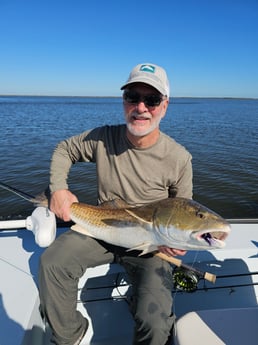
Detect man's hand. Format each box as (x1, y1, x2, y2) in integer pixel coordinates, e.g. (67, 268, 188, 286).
(158, 246, 187, 257)
(50, 189, 78, 221)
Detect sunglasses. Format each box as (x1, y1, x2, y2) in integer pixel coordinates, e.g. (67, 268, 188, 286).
(123, 90, 166, 107)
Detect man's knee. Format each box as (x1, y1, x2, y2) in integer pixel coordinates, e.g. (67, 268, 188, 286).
(134, 311, 174, 344)
(136, 307, 173, 330)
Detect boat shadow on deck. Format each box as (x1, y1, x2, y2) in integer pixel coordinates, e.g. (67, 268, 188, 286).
(78, 264, 134, 345)
(77, 249, 258, 344)
(0, 229, 47, 345)
(1, 224, 258, 345)
(173, 253, 258, 318)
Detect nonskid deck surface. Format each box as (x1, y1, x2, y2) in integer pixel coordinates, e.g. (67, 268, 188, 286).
(0, 221, 258, 344)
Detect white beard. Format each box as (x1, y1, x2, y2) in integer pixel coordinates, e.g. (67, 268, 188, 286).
(125, 115, 163, 137)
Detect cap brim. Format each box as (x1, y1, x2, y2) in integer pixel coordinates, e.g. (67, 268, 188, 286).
(120, 77, 167, 96)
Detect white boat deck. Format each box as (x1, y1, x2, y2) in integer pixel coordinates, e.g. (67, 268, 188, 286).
(0, 221, 258, 344)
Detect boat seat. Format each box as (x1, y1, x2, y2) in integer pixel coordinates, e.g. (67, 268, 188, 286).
(174, 307, 258, 345)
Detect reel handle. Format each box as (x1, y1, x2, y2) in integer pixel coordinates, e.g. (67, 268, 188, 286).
(155, 252, 216, 283)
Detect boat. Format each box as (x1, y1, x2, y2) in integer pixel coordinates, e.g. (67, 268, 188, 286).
(0, 205, 258, 345)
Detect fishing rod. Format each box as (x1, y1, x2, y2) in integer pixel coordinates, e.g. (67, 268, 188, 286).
(0, 181, 36, 201)
(0, 181, 47, 206)
(156, 252, 216, 289)
(0, 181, 216, 285)
(80, 278, 258, 303)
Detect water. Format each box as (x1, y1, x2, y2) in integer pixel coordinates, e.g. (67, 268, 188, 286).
(0, 96, 257, 219)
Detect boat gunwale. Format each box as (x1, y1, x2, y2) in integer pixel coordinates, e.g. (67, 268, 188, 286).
(226, 218, 258, 224)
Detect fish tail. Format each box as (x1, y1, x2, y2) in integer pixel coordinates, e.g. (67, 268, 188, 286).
(0, 181, 48, 206)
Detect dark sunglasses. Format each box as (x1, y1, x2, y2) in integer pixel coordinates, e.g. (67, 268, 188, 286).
(123, 90, 166, 107)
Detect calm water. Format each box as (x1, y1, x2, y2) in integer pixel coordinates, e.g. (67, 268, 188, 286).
(0, 96, 257, 219)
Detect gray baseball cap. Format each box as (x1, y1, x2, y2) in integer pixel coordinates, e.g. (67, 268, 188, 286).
(121, 63, 170, 97)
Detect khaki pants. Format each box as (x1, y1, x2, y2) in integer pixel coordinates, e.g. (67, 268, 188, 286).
(39, 230, 174, 345)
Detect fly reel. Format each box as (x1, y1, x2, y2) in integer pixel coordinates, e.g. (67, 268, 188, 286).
(172, 266, 200, 292)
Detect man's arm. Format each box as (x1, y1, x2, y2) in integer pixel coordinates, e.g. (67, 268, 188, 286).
(49, 137, 83, 221)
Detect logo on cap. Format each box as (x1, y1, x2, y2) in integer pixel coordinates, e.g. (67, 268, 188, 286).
(140, 64, 156, 74)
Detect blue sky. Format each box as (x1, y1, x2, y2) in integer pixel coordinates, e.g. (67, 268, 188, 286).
(0, 0, 257, 98)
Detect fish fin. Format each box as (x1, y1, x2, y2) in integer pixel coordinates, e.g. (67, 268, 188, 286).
(0, 182, 49, 207)
(127, 243, 158, 256)
(33, 191, 49, 207)
(125, 209, 152, 225)
(100, 199, 131, 209)
(71, 224, 94, 237)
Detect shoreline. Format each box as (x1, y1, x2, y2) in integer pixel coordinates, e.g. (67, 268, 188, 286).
(0, 95, 257, 101)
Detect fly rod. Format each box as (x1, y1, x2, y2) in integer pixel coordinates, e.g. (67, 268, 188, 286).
(156, 252, 216, 283)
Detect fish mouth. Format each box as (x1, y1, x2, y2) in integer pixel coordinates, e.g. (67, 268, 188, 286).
(197, 228, 230, 248)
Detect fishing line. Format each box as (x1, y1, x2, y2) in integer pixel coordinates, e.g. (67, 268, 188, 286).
(0, 255, 34, 278)
(172, 250, 207, 292)
(0, 181, 48, 209)
(0, 181, 35, 202)
(171, 252, 200, 318)
(78, 272, 130, 304)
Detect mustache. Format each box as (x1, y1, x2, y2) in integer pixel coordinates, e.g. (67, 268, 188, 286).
(130, 112, 152, 120)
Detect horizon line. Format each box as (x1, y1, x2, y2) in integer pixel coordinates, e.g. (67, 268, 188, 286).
(0, 94, 257, 100)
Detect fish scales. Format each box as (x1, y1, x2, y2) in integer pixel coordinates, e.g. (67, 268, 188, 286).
(70, 202, 141, 227)
(70, 198, 231, 254)
(70, 202, 158, 253)
(0, 182, 231, 254)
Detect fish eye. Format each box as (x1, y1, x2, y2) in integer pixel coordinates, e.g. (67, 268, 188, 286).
(196, 210, 205, 219)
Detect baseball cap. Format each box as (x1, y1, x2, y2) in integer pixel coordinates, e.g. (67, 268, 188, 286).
(121, 63, 170, 97)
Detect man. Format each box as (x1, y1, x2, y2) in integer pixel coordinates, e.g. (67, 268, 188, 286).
(39, 63, 193, 345)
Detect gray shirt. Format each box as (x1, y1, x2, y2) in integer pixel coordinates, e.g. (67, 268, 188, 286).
(50, 124, 193, 205)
